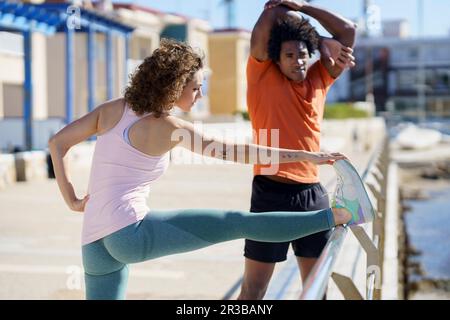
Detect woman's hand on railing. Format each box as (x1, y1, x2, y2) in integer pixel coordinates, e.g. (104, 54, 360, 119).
(303, 151, 348, 165)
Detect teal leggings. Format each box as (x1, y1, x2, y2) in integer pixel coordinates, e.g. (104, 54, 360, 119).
(82, 208, 335, 300)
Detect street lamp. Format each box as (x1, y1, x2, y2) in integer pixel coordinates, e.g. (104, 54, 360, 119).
(417, 0, 426, 122)
(222, 0, 236, 28)
(363, 0, 378, 105)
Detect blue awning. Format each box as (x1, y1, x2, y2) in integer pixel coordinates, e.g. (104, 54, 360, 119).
(0, 0, 134, 150)
(0, 1, 134, 36)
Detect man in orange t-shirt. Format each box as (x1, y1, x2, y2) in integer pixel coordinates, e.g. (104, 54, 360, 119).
(238, 0, 356, 300)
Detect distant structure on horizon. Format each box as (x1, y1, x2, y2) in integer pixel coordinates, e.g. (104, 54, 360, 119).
(382, 19, 410, 39)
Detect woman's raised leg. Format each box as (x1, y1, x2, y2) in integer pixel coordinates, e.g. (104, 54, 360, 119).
(103, 207, 348, 263)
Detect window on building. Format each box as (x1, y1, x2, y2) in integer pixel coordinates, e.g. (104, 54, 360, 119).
(3, 83, 23, 117)
(426, 68, 450, 94)
(0, 32, 23, 55)
(408, 47, 419, 60)
(396, 70, 417, 92)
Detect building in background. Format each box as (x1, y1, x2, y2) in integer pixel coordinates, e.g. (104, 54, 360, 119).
(113, 3, 162, 62)
(208, 28, 250, 117)
(382, 19, 410, 39)
(114, 2, 212, 119)
(45, 29, 129, 120)
(160, 15, 212, 118)
(0, 0, 134, 151)
(349, 43, 390, 111)
(348, 37, 450, 118)
(0, 0, 215, 151)
(325, 13, 450, 119)
(0, 32, 27, 121)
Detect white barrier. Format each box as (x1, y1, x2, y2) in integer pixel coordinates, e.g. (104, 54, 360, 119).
(14, 151, 48, 182)
(0, 153, 16, 190)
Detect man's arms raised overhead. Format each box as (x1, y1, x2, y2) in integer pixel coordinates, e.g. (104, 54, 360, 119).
(254, 0, 357, 78)
(251, 4, 303, 61)
(299, 1, 356, 78)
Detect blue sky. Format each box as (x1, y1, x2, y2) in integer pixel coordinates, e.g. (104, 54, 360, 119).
(116, 0, 450, 38)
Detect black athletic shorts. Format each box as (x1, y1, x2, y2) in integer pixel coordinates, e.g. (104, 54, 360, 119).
(244, 175, 331, 262)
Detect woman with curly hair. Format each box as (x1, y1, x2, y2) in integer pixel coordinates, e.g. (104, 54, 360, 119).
(48, 38, 353, 300)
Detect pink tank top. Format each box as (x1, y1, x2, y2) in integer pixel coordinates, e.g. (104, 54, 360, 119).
(82, 104, 170, 245)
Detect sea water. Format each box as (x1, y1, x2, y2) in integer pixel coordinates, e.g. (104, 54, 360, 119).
(404, 188, 450, 284)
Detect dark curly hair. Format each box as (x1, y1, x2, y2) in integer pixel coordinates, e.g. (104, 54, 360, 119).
(268, 16, 320, 62)
(124, 38, 204, 117)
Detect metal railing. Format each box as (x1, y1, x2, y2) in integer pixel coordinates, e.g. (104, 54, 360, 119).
(300, 136, 390, 300)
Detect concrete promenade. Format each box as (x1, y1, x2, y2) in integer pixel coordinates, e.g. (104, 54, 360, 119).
(0, 119, 385, 300)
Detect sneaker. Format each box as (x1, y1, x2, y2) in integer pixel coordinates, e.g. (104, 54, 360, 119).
(331, 159, 375, 225)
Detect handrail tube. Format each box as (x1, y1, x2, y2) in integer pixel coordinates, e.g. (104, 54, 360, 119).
(299, 226, 348, 300)
(367, 272, 376, 300)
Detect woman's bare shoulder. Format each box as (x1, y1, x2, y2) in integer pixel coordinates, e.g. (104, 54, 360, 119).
(160, 115, 192, 130)
(97, 98, 126, 135)
(99, 98, 126, 115)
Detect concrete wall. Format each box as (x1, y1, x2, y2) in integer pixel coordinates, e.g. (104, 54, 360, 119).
(0, 53, 23, 84)
(130, 36, 154, 60)
(236, 37, 250, 112)
(0, 34, 47, 120)
(0, 52, 24, 118)
(2, 84, 23, 117)
(0, 118, 65, 151)
(0, 32, 57, 151)
(209, 31, 250, 115)
(32, 33, 48, 120)
(116, 7, 162, 60)
(46, 32, 126, 120)
(209, 35, 237, 115)
(46, 34, 65, 118)
(321, 117, 386, 153)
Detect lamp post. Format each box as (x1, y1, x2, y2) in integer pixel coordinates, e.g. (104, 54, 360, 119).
(223, 0, 236, 28)
(417, 0, 426, 122)
(364, 0, 375, 105)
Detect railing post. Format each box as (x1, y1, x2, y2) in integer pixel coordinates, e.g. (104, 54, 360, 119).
(331, 272, 364, 300)
(374, 139, 390, 299)
(351, 225, 381, 299)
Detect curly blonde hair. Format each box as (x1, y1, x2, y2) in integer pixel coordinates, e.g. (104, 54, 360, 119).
(124, 39, 204, 117)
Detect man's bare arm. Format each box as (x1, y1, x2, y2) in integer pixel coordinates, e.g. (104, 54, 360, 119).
(251, 5, 301, 61)
(297, 2, 356, 48)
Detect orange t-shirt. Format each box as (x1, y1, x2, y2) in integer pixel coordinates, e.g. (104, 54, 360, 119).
(247, 56, 335, 183)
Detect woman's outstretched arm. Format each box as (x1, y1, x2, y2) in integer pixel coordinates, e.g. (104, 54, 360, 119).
(169, 116, 346, 165)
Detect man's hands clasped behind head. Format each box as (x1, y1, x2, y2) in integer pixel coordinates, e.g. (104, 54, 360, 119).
(264, 0, 305, 11)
